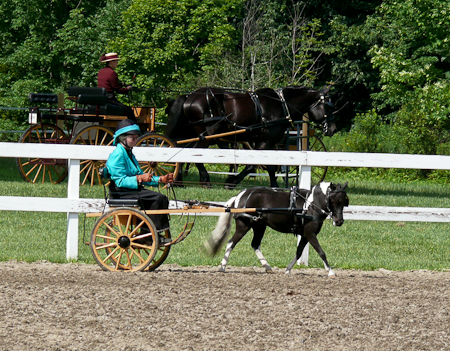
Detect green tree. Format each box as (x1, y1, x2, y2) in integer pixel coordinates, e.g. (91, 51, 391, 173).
(116, 0, 243, 101)
(369, 0, 450, 111)
(53, 1, 132, 89)
(0, 0, 110, 108)
(366, 0, 450, 154)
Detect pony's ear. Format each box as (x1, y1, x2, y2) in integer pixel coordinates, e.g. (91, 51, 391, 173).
(322, 86, 331, 95)
(341, 182, 348, 191)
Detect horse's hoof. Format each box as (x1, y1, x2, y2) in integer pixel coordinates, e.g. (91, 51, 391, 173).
(266, 269, 274, 274)
(328, 272, 337, 278)
(219, 266, 226, 272)
(285, 269, 291, 275)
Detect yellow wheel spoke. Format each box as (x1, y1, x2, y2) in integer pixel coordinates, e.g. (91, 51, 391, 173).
(129, 247, 146, 264)
(102, 246, 120, 263)
(25, 163, 39, 176)
(101, 222, 120, 238)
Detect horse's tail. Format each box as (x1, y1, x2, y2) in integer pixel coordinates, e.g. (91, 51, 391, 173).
(203, 196, 236, 256)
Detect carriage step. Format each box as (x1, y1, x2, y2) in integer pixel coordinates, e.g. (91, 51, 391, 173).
(172, 221, 195, 244)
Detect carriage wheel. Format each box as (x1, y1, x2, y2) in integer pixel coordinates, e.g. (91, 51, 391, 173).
(135, 133, 180, 181)
(90, 208, 159, 272)
(16, 123, 68, 184)
(70, 125, 114, 186)
(285, 135, 328, 186)
(145, 229, 171, 272)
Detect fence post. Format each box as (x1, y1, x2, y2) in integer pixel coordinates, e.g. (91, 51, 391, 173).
(66, 159, 80, 260)
(297, 165, 311, 266)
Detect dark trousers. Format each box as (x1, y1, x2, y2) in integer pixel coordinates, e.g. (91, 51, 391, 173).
(106, 93, 136, 121)
(110, 185, 169, 230)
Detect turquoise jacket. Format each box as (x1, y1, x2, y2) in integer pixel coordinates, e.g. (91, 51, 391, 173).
(106, 143, 159, 189)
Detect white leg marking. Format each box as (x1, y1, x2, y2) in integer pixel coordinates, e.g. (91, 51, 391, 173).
(254, 246, 273, 272)
(323, 261, 336, 277)
(219, 242, 233, 272)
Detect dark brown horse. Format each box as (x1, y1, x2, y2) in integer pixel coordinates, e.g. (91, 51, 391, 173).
(165, 86, 336, 188)
(204, 182, 349, 276)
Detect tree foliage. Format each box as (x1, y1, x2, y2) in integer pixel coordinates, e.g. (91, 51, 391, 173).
(1, 0, 450, 160)
(115, 0, 243, 99)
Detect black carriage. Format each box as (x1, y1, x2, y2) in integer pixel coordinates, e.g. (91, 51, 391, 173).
(17, 88, 179, 185)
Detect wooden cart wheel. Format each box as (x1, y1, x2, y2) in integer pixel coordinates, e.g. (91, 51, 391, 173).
(135, 133, 180, 180)
(90, 208, 159, 272)
(16, 123, 68, 184)
(70, 125, 114, 186)
(145, 229, 171, 272)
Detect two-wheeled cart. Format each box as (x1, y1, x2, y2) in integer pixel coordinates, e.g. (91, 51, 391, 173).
(87, 195, 312, 272)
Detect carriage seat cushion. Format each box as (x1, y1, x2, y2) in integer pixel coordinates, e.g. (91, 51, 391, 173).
(67, 86, 106, 97)
(77, 94, 108, 106)
(28, 93, 58, 104)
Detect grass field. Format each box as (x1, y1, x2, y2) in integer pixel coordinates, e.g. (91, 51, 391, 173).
(1, 157, 450, 271)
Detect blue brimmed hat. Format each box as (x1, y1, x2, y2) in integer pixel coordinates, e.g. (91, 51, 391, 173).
(113, 119, 141, 145)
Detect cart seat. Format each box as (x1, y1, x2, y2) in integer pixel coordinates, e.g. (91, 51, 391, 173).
(67, 87, 107, 97)
(98, 168, 142, 209)
(107, 199, 140, 208)
(28, 93, 58, 104)
(28, 93, 61, 121)
(66, 87, 108, 121)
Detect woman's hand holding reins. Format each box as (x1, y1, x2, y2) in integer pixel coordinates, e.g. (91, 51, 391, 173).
(136, 173, 152, 184)
(159, 173, 174, 184)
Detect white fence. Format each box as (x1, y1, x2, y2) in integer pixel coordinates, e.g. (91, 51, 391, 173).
(2, 141, 450, 261)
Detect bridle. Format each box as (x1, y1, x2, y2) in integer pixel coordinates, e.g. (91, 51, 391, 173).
(292, 185, 346, 219)
(310, 92, 334, 134)
(277, 88, 334, 133)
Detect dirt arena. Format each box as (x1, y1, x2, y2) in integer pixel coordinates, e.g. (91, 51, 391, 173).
(0, 261, 449, 350)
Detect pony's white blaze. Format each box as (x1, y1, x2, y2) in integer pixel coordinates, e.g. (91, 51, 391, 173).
(304, 183, 330, 210)
(304, 188, 315, 210)
(319, 182, 331, 195)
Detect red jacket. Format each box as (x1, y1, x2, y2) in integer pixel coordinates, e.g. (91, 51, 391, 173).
(97, 66, 128, 94)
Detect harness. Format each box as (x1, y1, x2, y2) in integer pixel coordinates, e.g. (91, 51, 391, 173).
(249, 92, 263, 122)
(275, 88, 292, 124)
(233, 186, 326, 233)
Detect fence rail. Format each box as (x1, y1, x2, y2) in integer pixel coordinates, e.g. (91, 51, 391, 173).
(1, 141, 450, 261)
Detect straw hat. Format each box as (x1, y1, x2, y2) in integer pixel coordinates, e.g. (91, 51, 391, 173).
(100, 52, 121, 63)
